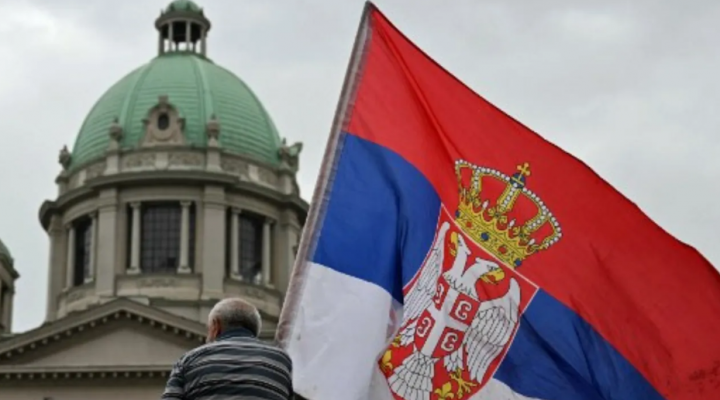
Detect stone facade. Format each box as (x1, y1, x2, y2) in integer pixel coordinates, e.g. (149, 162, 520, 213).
(43, 138, 305, 323)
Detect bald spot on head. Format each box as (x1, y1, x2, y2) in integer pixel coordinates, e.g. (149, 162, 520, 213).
(208, 297, 262, 337)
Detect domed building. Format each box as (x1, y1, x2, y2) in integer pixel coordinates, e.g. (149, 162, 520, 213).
(0, 1, 307, 399)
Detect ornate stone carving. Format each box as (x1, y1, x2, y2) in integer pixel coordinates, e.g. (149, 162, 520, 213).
(206, 114, 220, 147)
(278, 138, 303, 172)
(59, 146, 72, 170)
(123, 153, 156, 169)
(141, 95, 186, 147)
(86, 162, 106, 179)
(169, 152, 204, 168)
(136, 277, 177, 289)
(258, 168, 278, 186)
(221, 158, 249, 177)
(107, 116, 124, 151)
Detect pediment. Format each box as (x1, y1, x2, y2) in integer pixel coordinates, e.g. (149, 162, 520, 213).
(1, 322, 195, 368)
(0, 298, 207, 375)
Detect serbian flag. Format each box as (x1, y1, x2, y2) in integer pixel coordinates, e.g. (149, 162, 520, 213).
(277, 3, 720, 400)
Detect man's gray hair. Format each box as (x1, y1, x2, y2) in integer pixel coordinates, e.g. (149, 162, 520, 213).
(208, 298, 262, 337)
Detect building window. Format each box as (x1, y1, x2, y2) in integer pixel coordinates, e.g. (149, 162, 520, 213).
(225, 212, 263, 282)
(240, 215, 263, 282)
(73, 217, 92, 286)
(157, 113, 170, 130)
(140, 203, 181, 273)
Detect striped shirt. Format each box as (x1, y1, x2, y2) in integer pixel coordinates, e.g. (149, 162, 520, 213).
(161, 328, 293, 400)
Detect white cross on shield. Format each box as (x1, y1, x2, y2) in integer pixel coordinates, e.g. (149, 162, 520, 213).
(413, 276, 480, 359)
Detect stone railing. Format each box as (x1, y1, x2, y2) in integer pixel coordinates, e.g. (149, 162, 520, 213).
(62, 148, 291, 195)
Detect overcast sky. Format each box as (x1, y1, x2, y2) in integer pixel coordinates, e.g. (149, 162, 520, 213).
(0, 0, 717, 332)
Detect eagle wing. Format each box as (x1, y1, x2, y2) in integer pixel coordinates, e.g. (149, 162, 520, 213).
(452, 278, 521, 381)
(398, 222, 450, 345)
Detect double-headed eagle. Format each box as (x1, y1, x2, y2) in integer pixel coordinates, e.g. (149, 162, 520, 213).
(388, 221, 521, 400)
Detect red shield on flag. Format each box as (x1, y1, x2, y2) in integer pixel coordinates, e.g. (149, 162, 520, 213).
(379, 206, 538, 399)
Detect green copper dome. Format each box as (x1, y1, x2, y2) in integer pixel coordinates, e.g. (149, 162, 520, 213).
(71, 52, 282, 167)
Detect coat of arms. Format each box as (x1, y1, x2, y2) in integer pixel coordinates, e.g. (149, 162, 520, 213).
(380, 160, 563, 400)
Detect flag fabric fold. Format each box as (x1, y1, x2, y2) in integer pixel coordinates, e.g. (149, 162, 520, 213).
(278, 3, 720, 400)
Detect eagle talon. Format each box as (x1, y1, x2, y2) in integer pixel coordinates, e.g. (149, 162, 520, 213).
(451, 368, 477, 398)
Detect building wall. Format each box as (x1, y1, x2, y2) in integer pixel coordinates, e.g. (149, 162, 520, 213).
(1, 379, 168, 400)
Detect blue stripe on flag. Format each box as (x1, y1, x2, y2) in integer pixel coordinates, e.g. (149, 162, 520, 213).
(312, 132, 441, 303)
(496, 290, 665, 400)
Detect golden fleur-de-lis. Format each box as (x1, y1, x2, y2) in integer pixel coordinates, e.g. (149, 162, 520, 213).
(380, 349, 393, 373)
(450, 368, 477, 399)
(391, 335, 402, 348)
(434, 382, 455, 399)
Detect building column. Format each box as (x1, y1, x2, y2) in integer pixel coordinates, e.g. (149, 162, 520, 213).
(1, 287, 11, 333)
(168, 23, 174, 51)
(178, 201, 192, 274)
(85, 212, 98, 283)
(230, 208, 241, 279)
(185, 22, 191, 51)
(128, 202, 141, 274)
(200, 186, 227, 300)
(65, 224, 75, 289)
(45, 216, 65, 322)
(201, 28, 207, 56)
(96, 190, 119, 297)
(262, 218, 273, 286)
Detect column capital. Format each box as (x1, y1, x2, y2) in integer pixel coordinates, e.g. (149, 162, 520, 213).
(231, 207, 242, 215)
(129, 202, 141, 209)
(64, 223, 74, 231)
(264, 216, 275, 226)
(89, 210, 99, 220)
(180, 200, 193, 208)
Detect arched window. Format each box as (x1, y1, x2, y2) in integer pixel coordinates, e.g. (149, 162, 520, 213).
(157, 113, 170, 130)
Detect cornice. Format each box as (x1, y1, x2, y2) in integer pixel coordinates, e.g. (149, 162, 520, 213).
(39, 170, 308, 230)
(0, 364, 172, 381)
(0, 299, 207, 360)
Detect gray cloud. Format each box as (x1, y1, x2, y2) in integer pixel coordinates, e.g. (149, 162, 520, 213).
(0, 0, 717, 332)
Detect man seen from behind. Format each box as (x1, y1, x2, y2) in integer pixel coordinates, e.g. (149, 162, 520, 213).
(161, 297, 293, 399)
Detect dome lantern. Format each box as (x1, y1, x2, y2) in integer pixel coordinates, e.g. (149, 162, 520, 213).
(155, 0, 211, 56)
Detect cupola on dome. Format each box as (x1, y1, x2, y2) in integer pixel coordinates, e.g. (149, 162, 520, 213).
(69, 1, 282, 168)
(166, 0, 202, 13)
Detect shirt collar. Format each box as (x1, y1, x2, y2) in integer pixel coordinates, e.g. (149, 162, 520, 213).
(216, 327, 254, 341)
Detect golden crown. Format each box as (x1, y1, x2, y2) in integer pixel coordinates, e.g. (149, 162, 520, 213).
(454, 160, 562, 268)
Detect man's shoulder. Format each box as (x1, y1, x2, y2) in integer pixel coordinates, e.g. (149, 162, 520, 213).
(180, 337, 292, 366)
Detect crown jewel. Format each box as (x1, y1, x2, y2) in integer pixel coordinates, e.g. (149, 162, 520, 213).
(454, 160, 562, 268)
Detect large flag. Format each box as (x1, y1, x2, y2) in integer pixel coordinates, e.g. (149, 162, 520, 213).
(277, 3, 720, 400)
